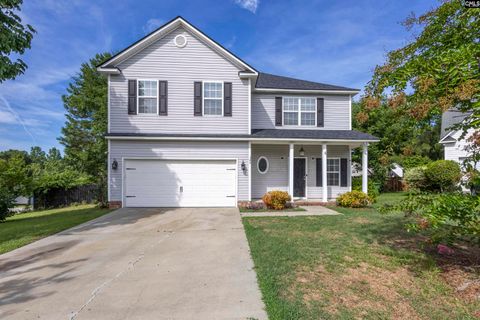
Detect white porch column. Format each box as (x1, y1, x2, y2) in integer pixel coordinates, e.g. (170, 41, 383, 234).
(322, 144, 328, 203)
(289, 143, 294, 197)
(362, 142, 368, 194)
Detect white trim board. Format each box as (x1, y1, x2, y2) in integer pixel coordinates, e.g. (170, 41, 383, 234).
(106, 136, 379, 144)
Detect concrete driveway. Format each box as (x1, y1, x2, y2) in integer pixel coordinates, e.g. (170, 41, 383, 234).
(0, 208, 267, 320)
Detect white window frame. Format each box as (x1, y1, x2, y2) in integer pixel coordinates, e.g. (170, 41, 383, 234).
(202, 81, 224, 116)
(282, 97, 317, 127)
(137, 79, 159, 115)
(326, 158, 340, 186)
(257, 156, 269, 174)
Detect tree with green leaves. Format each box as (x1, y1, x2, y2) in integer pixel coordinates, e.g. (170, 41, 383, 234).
(59, 53, 112, 205)
(361, 1, 479, 130)
(0, 0, 35, 82)
(0, 149, 31, 220)
(352, 99, 442, 187)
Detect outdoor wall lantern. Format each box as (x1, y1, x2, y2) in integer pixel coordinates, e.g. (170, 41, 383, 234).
(241, 160, 246, 172)
(299, 146, 305, 156)
(111, 159, 118, 170)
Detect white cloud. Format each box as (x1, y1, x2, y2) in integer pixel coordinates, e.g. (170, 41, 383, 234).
(143, 18, 164, 34)
(234, 0, 259, 13)
(224, 36, 237, 49)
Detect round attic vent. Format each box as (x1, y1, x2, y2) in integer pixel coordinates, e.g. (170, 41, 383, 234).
(174, 35, 187, 48)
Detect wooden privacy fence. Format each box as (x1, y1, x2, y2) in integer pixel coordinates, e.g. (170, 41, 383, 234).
(34, 184, 100, 209)
(384, 177, 405, 192)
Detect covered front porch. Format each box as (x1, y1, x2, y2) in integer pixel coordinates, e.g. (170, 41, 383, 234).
(250, 141, 369, 202)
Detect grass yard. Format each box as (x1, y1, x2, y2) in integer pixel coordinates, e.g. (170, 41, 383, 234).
(243, 193, 480, 320)
(0, 205, 112, 254)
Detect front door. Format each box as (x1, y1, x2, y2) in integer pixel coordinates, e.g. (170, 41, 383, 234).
(294, 158, 306, 198)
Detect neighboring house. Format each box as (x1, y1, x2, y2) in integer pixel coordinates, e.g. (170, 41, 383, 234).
(439, 109, 475, 167)
(98, 17, 378, 208)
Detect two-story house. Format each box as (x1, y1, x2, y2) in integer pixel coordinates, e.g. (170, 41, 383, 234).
(98, 17, 378, 208)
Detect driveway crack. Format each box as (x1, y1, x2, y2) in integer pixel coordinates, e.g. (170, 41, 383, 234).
(68, 234, 171, 320)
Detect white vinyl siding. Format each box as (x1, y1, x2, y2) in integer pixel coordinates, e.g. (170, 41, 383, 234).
(109, 140, 249, 202)
(252, 93, 351, 130)
(110, 27, 249, 134)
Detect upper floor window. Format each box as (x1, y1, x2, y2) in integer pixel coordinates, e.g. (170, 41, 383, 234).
(283, 97, 316, 126)
(203, 82, 223, 115)
(327, 158, 340, 186)
(138, 80, 158, 114)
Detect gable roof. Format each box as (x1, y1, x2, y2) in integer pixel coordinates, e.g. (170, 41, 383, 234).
(440, 109, 470, 139)
(98, 16, 257, 74)
(255, 72, 359, 93)
(98, 16, 359, 93)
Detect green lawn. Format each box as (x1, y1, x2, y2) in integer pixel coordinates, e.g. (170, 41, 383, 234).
(243, 193, 479, 320)
(0, 205, 112, 254)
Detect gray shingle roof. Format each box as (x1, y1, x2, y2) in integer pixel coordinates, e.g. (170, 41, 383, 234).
(251, 129, 378, 141)
(106, 130, 378, 141)
(255, 72, 359, 92)
(440, 109, 470, 139)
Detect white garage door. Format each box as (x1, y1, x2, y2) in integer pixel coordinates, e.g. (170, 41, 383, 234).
(124, 159, 237, 207)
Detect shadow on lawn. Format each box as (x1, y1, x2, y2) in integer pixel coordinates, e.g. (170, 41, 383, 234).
(0, 240, 86, 311)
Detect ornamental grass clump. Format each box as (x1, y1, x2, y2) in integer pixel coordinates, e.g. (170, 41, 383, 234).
(336, 190, 372, 208)
(262, 191, 291, 210)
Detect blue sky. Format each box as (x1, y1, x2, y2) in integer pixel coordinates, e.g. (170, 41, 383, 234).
(0, 0, 439, 152)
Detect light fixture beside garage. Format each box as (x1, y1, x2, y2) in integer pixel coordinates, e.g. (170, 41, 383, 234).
(241, 160, 246, 172)
(111, 159, 118, 170)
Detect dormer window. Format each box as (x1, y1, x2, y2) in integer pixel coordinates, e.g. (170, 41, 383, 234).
(283, 97, 316, 126)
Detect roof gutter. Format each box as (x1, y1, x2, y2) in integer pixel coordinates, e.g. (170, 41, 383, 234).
(97, 67, 121, 74)
(105, 135, 379, 143)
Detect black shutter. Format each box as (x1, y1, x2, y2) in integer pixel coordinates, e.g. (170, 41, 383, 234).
(275, 97, 282, 126)
(128, 80, 137, 115)
(194, 82, 202, 116)
(317, 97, 324, 127)
(316, 158, 322, 187)
(340, 158, 348, 187)
(159, 81, 168, 115)
(224, 82, 232, 116)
